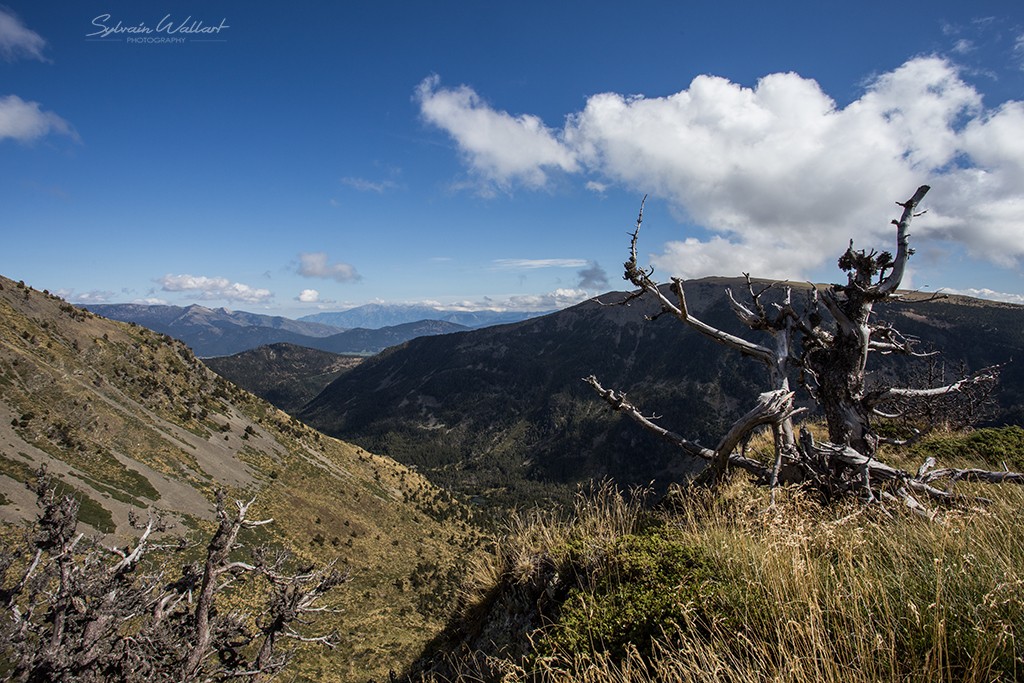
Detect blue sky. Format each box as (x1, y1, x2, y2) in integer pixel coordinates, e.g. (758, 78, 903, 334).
(2, 1, 1023, 317)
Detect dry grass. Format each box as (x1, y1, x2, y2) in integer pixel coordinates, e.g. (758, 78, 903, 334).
(430, 470, 1024, 683)
(663, 481, 1024, 683)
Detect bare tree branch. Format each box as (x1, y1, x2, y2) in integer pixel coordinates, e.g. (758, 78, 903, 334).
(584, 375, 777, 481)
(920, 468, 1024, 486)
(878, 185, 930, 295)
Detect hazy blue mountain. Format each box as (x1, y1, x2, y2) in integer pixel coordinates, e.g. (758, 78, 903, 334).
(88, 303, 342, 337)
(84, 303, 344, 357)
(307, 319, 469, 355)
(300, 303, 550, 330)
(83, 304, 466, 357)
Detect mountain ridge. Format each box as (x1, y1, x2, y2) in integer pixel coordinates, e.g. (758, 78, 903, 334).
(298, 278, 1024, 507)
(84, 303, 469, 357)
(88, 303, 343, 336)
(203, 342, 363, 413)
(300, 303, 551, 329)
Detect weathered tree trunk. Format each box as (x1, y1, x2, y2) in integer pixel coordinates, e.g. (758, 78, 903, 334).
(809, 323, 878, 456)
(588, 186, 1023, 511)
(183, 494, 268, 680)
(802, 185, 930, 457)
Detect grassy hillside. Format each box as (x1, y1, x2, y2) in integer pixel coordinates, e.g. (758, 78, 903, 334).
(0, 276, 485, 682)
(412, 429, 1024, 681)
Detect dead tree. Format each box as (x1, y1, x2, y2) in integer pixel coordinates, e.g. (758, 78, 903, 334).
(587, 187, 1021, 511)
(0, 471, 348, 682)
(881, 357, 1000, 439)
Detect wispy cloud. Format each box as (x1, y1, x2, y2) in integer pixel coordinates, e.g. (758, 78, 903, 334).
(419, 57, 1024, 280)
(340, 176, 399, 193)
(952, 38, 974, 55)
(158, 274, 273, 304)
(494, 258, 589, 270)
(0, 8, 47, 62)
(297, 252, 361, 282)
(0, 95, 76, 143)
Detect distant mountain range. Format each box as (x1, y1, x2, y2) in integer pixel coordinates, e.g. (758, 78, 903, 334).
(300, 303, 550, 330)
(85, 303, 468, 357)
(297, 278, 1024, 507)
(88, 303, 341, 336)
(85, 304, 341, 356)
(80, 285, 1024, 511)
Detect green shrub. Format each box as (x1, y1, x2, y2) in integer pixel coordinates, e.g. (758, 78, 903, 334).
(536, 526, 728, 662)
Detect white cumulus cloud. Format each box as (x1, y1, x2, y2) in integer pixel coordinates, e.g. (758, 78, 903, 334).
(58, 289, 114, 304)
(297, 289, 320, 303)
(297, 252, 361, 282)
(418, 57, 1024, 281)
(415, 74, 579, 192)
(447, 288, 593, 312)
(158, 274, 273, 304)
(0, 95, 75, 143)
(564, 57, 985, 279)
(0, 8, 47, 62)
(504, 288, 593, 310)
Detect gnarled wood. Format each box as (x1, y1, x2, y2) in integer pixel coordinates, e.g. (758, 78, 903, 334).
(803, 186, 931, 456)
(591, 186, 1024, 512)
(2, 477, 343, 682)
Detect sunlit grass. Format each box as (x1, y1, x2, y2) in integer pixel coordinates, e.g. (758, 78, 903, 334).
(427, 446, 1024, 682)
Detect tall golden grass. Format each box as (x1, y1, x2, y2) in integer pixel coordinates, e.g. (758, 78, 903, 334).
(434, 473, 1024, 683)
